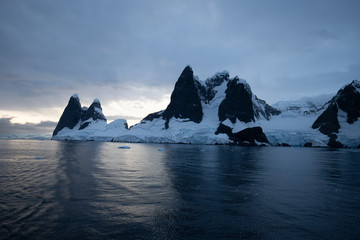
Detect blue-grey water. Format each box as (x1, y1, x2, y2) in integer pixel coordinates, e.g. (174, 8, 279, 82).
(0, 140, 359, 240)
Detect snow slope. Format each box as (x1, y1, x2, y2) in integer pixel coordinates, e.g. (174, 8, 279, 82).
(259, 94, 333, 146)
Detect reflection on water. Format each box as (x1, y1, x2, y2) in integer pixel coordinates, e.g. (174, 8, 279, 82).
(0, 140, 360, 240)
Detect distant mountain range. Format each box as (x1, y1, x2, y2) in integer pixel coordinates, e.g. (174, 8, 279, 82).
(52, 66, 360, 148)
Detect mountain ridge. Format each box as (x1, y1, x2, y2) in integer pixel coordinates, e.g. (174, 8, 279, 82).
(52, 67, 360, 148)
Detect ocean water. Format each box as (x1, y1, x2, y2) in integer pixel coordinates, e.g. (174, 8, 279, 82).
(0, 140, 359, 240)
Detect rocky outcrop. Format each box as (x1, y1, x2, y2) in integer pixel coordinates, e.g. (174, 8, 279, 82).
(129, 66, 279, 145)
(312, 103, 339, 137)
(79, 99, 107, 130)
(218, 77, 280, 124)
(53, 94, 82, 136)
(215, 123, 268, 145)
(162, 66, 203, 128)
(53, 95, 107, 137)
(312, 80, 360, 147)
(196, 71, 230, 103)
(254, 96, 281, 120)
(142, 110, 163, 122)
(336, 80, 360, 124)
(140, 66, 278, 131)
(52, 67, 359, 148)
(218, 77, 255, 123)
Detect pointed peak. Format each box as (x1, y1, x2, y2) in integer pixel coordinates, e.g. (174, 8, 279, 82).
(176, 65, 195, 85)
(90, 99, 102, 109)
(184, 65, 192, 71)
(69, 94, 80, 104)
(232, 76, 249, 86)
(181, 65, 193, 75)
(351, 80, 360, 88)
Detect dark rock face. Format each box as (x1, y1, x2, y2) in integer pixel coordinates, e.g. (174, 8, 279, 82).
(232, 127, 269, 145)
(281, 143, 291, 147)
(218, 77, 254, 124)
(142, 66, 278, 130)
(142, 111, 163, 122)
(81, 100, 106, 122)
(215, 123, 233, 136)
(162, 66, 203, 128)
(304, 142, 313, 147)
(336, 81, 360, 124)
(53, 95, 82, 136)
(328, 136, 344, 148)
(79, 100, 107, 130)
(312, 80, 360, 147)
(216, 124, 268, 145)
(53, 96, 107, 136)
(312, 103, 340, 136)
(254, 97, 281, 120)
(196, 72, 229, 103)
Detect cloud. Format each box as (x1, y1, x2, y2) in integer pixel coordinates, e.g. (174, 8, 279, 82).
(0, 0, 359, 125)
(0, 117, 56, 138)
(252, 64, 360, 103)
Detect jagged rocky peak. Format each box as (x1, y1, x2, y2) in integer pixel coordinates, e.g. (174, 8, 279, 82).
(53, 94, 108, 137)
(81, 99, 106, 121)
(196, 71, 230, 103)
(312, 80, 360, 147)
(216, 123, 269, 145)
(335, 80, 360, 124)
(141, 66, 279, 129)
(254, 96, 281, 120)
(162, 65, 203, 128)
(79, 98, 107, 130)
(218, 77, 254, 123)
(217, 77, 280, 124)
(142, 110, 163, 122)
(206, 71, 230, 86)
(53, 94, 82, 136)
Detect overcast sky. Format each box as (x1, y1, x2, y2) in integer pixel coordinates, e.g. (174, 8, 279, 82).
(0, 0, 359, 135)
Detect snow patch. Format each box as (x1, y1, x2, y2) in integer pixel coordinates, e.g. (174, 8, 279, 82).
(222, 118, 258, 133)
(337, 109, 360, 148)
(94, 107, 103, 114)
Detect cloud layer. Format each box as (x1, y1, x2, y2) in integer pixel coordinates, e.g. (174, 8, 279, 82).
(0, 0, 359, 128)
(0, 117, 56, 138)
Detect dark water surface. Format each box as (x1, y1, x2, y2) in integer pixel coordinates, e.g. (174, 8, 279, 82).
(0, 140, 359, 240)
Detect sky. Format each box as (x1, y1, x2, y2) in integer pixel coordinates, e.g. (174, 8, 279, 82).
(0, 0, 359, 137)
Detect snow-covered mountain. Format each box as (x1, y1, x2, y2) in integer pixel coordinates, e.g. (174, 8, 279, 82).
(127, 66, 280, 145)
(52, 94, 116, 140)
(312, 80, 360, 148)
(272, 94, 333, 117)
(52, 67, 360, 148)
